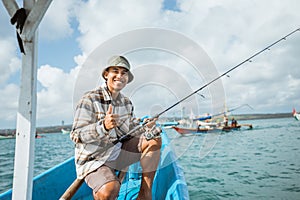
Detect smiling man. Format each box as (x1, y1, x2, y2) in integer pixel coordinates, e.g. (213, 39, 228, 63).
(70, 55, 162, 200)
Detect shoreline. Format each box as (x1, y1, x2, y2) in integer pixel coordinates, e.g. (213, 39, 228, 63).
(0, 112, 293, 135)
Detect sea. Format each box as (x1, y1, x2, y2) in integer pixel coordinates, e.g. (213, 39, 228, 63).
(0, 117, 299, 199)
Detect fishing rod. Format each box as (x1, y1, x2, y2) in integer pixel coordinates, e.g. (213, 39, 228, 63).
(117, 28, 300, 143)
(153, 28, 300, 119)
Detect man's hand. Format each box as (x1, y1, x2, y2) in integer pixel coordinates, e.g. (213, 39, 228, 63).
(144, 118, 158, 129)
(103, 104, 119, 131)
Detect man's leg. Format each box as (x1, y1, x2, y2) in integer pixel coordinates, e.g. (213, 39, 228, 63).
(113, 135, 162, 199)
(138, 137, 162, 200)
(85, 165, 120, 200)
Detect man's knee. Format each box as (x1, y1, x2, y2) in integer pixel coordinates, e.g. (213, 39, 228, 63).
(151, 137, 162, 150)
(94, 181, 120, 200)
(142, 137, 162, 153)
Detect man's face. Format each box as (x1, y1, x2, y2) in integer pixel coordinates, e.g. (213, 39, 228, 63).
(104, 66, 129, 93)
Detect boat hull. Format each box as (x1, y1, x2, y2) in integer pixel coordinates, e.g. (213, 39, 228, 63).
(172, 126, 214, 135)
(0, 135, 15, 140)
(172, 125, 246, 135)
(292, 108, 300, 120)
(61, 129, 71, 134)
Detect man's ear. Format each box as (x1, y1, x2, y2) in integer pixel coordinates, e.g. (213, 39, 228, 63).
(103, 71, 108, 80)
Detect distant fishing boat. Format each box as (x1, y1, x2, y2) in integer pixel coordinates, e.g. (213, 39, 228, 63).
(172, 126, 221, 135)
(292, 108, 300, 120)
(0, 129, 189, 200)
(0, 135, 15, 140)
(61, 128, 71, 134)
(160, 121, 179, 129)
(173, 123, 252, 135)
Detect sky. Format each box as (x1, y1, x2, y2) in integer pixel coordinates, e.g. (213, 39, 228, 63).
(0, 0, 299, 128)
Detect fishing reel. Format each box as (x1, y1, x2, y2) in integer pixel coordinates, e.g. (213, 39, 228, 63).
(144, 126, 162, 140)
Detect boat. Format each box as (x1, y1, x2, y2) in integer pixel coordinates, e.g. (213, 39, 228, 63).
(172, 126, 221, 135)
(0, 128, 189, 200)
(160, 121, 180, 129)
(61, 128, 71, 134)
(172, 124, 254, 135)
(0, 135, 15, 140)
(292, 108, 300, 120)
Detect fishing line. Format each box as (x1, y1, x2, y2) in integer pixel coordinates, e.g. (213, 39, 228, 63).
(154, 28, 300, 119)
(117, 28, 299, 143)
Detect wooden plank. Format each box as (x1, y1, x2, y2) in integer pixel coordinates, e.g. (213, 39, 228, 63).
(1, 0, 19, 17)
(22, 0, 53, 40)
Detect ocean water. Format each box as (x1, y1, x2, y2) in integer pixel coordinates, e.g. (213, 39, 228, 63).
(0, 117, 299, 199)
(0, 133, 74, 194)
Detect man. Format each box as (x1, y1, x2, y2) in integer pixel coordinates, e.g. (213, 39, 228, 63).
(70, 55, 162, 200)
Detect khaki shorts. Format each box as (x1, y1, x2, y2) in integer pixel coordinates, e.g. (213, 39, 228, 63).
(85, 135, 143, 193)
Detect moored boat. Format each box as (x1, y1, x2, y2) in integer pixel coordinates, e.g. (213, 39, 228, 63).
(61, 128, 71, 134)
(0, 135, 15, 140)
(292, 108, 300, 120)
(0, 129, 189, 200)
(160, 121, 180, 129)
(172, 124, 254, 135)
(172, 126, 219, 135)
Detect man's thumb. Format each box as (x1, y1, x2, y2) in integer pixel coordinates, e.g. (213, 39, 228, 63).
(106, 104, 113, 115)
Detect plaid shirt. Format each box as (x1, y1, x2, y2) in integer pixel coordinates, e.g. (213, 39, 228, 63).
(70, 84, 140, 179)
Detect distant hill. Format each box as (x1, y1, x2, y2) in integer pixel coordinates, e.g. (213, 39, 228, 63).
(0, 124, 72, 136)
(159, 112, 292, 122)
(232, 113, 292, 120)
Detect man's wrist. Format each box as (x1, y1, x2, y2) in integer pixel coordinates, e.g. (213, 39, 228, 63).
(103, 122, 109, 132)
(97, 121, 110, 136)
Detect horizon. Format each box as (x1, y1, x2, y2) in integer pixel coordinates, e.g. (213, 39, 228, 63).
(0, 111, 294, 130)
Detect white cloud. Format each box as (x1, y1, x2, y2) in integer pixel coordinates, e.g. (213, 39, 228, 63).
(1, 0, 300, 128)
(0, 37, 21, 85)
(0, 83, 19, 127)
(75, 0, 165, 53)
(39, 0, 77, 40)
(36, 64, 80, 126)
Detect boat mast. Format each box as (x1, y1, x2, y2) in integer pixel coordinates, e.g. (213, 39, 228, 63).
(2, 0, 52, 199)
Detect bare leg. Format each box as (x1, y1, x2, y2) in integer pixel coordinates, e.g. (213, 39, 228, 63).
(94, 180, 120, 200)
(137, 138, 162, 200)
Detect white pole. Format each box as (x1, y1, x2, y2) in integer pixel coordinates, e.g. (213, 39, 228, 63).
(12, 32, 38, 200)
(12, 0, 37, 197)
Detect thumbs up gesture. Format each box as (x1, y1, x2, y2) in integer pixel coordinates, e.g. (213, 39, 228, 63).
(103, 104, 119, 131)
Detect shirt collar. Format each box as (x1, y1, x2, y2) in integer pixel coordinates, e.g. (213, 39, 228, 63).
(101, 83, 124, 105)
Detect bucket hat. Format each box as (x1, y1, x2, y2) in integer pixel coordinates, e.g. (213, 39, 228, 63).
(102, 55, 134, 83)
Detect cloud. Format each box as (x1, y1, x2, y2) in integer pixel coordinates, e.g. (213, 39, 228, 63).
(0, 83, 19, 127)
(36, 64, 80, 126)
(39, 0, 77, 40)
(75, 0, 167, 53)
(0, 37, 21, 85)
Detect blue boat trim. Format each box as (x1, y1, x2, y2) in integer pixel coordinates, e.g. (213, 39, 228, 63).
(0, 129, 189, 200)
